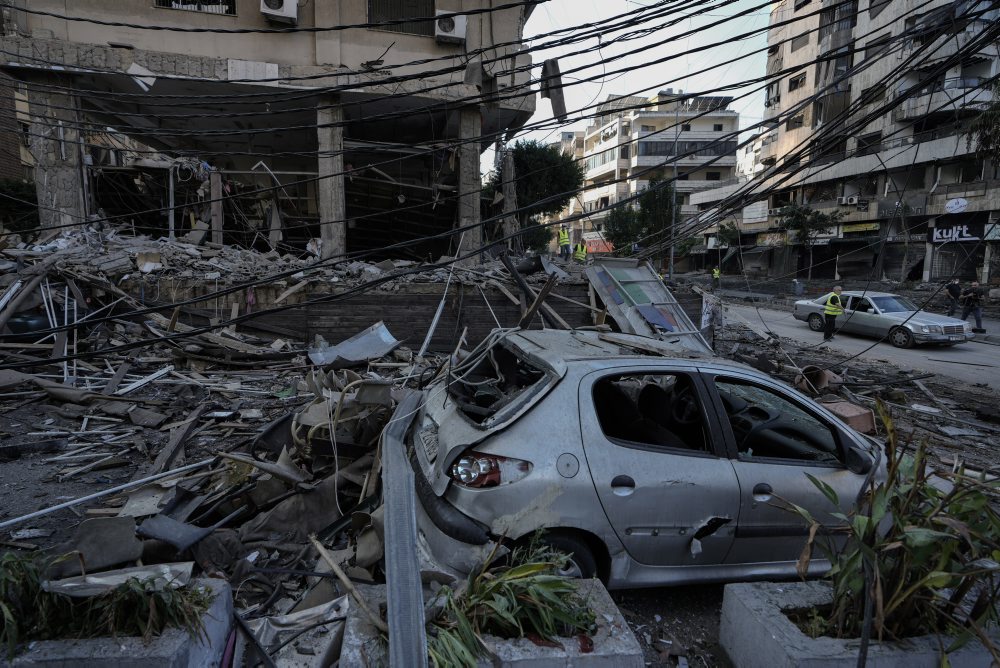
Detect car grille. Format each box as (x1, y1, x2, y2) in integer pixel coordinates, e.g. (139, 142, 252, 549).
(942, 325, 965, 335)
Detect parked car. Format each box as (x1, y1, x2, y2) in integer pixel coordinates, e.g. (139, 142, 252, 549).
(792, 291, 973, 348)
(408, 329, 882, 589)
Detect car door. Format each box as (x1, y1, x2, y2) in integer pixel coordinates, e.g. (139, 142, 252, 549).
(847, 296, 882, 337)
(836, 296, 862, 334)
(703, 371, 867, 565)
(578, 368, 740, 566)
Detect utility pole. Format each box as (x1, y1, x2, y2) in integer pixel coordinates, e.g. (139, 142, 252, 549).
(669, 93, 679, 279)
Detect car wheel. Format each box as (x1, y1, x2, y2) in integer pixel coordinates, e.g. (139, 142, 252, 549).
(541, 534, 598, 580)
(888, 326, 913, 348)
(807, 313, 824, 332)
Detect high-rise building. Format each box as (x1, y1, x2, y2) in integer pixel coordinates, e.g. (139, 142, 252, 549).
(751, 0, 999, 282)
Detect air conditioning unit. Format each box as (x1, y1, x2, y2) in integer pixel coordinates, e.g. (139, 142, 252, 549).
(837, 196, 849, 205)
(435, 10, 467, 45)
(260, 0, 297, 24)
(847, 195, 860, 205)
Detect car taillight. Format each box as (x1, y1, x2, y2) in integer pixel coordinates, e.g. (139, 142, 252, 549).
(449, 452, 531, 488)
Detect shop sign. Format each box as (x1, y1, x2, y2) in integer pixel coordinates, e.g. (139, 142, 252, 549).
(841, 222, 880, 233)
(877, 195, 927, 217)
(756, 231, 786, 246)
(931, 223, 982, 243)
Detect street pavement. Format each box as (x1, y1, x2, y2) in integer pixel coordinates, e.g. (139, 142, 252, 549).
(723, 303, 1000, 390)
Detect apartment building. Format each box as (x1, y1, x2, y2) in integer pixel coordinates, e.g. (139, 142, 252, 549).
(749, 0, 999, 282)
(578, 90, 740, 252)
(0, 0, 537, 258)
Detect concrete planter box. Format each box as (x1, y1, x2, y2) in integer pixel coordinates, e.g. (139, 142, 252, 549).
(10, 579, 232, 668)
(721, 581, 1000, 668)
(341, 579, 643, 667)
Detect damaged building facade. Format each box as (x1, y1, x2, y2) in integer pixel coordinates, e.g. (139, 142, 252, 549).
(0, 0, 538, 259)
(735, 0, 1000, 282)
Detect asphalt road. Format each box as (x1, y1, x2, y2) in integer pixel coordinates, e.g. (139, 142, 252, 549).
(724, 304, 1000, 390)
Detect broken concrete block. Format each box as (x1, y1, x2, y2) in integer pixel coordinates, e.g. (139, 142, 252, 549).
(819, 400, 876, 434)
(48, 517, 143, 578)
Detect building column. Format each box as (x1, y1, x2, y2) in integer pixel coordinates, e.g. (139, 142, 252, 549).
(457, 106, 482, 264)
(26, 79, 86, 230)
(921, 241, 934, 282)
(317, 100, 346, 260)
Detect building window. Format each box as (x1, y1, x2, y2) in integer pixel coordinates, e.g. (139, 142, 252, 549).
(713, 123, 724, 132)
(706, 171, 721, 181)
(857, 132, 882, 156)
(786, 114, 805, 131)
(19, 122, 30, 147)
(154, 0, 236, 15)
(641, 125, 656, 132)
(864, 33, 891, 61)
(682, 124, 692, 131)
(788, 72, 807, 92)
(794, 0, 811, 10)
(790, 34, 809, 52)
(869, 0, 891, 20)
(585, 147, 619, 172)
(368, 0, 435, 36)
(620, 144, 631, 159)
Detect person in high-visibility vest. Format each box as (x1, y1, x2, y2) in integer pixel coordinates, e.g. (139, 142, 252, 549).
(823, 285, 844, 341)
(573, 242, 587, 263)
(557, 225, 571, 261)
(712, 266, 721, 289)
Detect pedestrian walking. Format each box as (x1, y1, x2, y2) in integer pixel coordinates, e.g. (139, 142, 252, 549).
(823, 285, 844, 341)
(945, 278, 961, 317)
(712, 266, 721, 289)
(558, 225, 571, 261)
(961, 281, 986, 331)
(572, 241, 588, 264)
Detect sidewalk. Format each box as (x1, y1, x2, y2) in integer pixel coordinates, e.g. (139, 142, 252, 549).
(714, 288, 1000, 345)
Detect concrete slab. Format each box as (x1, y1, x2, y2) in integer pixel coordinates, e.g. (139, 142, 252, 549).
(340, 579, 643, 667)
(11, 578, 232, 668)
(720, 580, 1000, 668)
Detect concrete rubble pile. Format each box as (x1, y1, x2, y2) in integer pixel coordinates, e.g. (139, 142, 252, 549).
(0, 228, 619, 666)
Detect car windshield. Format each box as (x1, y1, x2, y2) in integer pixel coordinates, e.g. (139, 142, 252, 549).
(871, 295, 918, 313)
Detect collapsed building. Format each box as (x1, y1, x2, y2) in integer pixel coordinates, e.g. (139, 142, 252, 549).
(0, 0, 538, 259)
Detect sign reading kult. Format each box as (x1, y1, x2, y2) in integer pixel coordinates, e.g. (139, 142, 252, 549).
(931, 224, 981, 243)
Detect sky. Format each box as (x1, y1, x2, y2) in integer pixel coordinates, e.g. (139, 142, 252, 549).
(484, 0, 772, 172)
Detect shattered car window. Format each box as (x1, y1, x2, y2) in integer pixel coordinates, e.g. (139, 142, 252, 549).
(447, 340, 548, 425)
(714, 378, 841, 465)
(871, 295, 918, 313)
(592, 373, 709, 452)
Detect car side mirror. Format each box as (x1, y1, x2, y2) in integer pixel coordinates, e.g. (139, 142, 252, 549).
(845, 446, 873, 475)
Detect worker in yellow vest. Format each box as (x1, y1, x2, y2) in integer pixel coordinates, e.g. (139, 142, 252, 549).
(823, 285, 844, 341)
(558, 225, 571, 261)
(712, 266, 721, 289)
(573, 242, 588, 263)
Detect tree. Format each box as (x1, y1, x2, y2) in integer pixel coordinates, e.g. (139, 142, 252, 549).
(600, 177, 676, 256)
(636, 177, 676, 264)
(602, 205, 643, 256)
(484, 139, 584, 251)
(777, 203, 843, 279)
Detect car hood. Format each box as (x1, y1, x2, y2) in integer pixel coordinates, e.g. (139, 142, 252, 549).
(879, 311, 967, 327)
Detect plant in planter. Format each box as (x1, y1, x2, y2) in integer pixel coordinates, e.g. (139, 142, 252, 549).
(789, 402, 1000, 662)
(426, 539, 597, 666)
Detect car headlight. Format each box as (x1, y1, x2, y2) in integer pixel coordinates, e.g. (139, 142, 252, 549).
(965, 322, 973, 332)
(920, 325, 942, 334)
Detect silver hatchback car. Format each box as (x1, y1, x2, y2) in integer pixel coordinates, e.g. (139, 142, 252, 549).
(409, 329, 881, 589)
(793, 291, 973, 347)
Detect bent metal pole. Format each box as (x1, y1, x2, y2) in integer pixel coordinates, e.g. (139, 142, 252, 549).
(0, 458, 216, 530)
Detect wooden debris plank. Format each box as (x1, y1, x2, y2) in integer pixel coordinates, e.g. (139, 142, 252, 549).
(149, 405, 209, 475)
(101, 361, 133, 395)
(113, 365, 174, 396)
